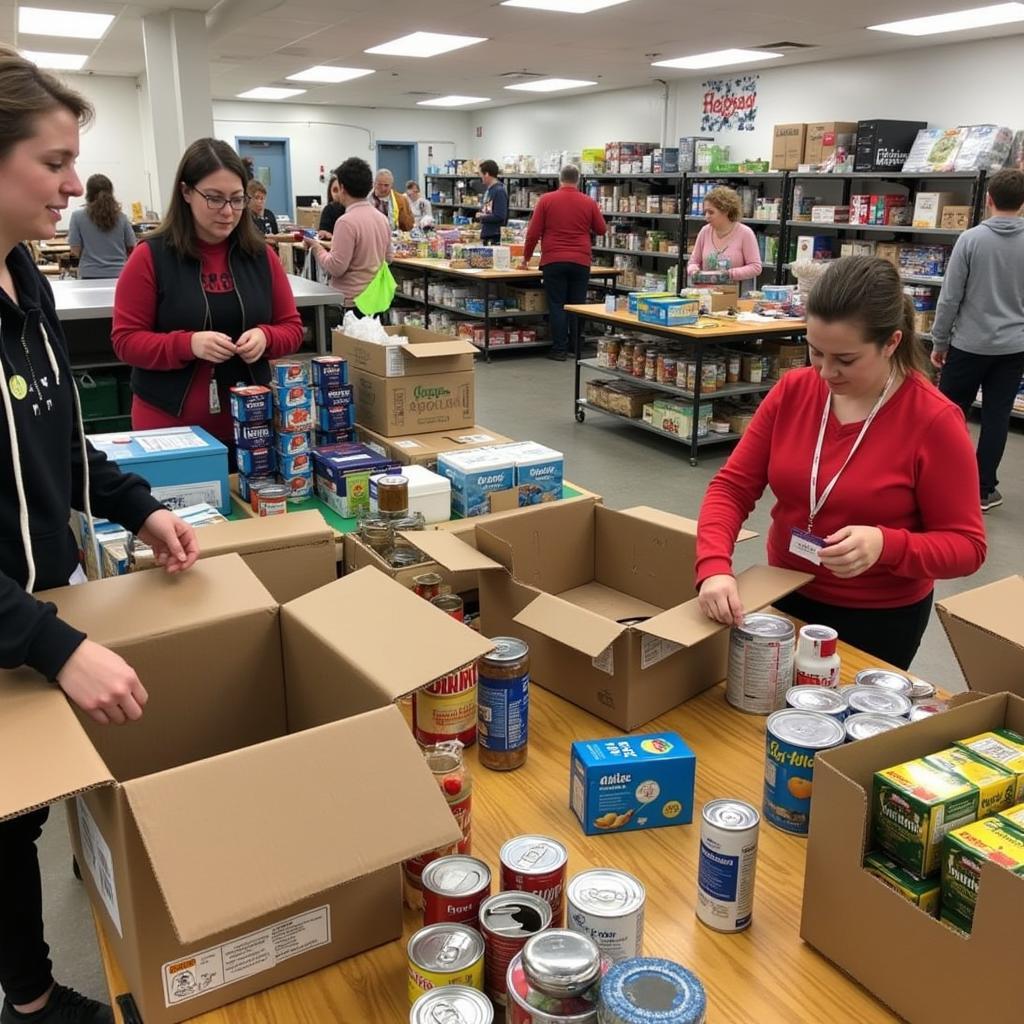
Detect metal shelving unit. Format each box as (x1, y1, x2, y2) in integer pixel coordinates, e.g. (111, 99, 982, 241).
(574, 399, 741, 446)
(576, 358, 773, 402)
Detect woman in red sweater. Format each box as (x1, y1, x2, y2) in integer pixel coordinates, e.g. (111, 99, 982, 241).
(112, 139, 302, 447)
(696, 256, 986, 669)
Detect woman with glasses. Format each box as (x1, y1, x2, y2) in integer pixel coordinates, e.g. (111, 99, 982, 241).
(112, 138, 303, 448)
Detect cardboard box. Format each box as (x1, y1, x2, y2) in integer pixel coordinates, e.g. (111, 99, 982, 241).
(759, 340, 808, 371)
(912, 192, 957, 229)
(342, 533, 480, 596)
(2, 558, 491, 1024)
(407, 503, 810, 729)
(295, 207, 320, 230)
(804, 121, 857, 166)
(355, 424, 515, 471)
(332, 325, 476, 379)
(771, 124, 807, 171)
(350, 367, 475, 437)
(941, 206, 973, 231)
(801, 692, 1024, 1023)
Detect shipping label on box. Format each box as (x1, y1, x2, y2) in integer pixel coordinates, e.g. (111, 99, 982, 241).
(350, 368, 475, 437)
(570, 732, 696, 836)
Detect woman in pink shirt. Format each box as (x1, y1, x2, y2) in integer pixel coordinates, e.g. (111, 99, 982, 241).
(687, 185, 762, 292)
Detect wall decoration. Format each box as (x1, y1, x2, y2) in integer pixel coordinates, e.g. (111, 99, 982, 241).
(700, 75, 759, 132)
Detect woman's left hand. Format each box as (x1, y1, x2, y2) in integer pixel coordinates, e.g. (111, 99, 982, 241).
(236, 327, 268, 364)
(818, 526, 884, 578)
(137, 510, 200, 574)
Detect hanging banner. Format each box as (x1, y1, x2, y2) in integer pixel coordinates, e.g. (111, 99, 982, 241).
(700, 75, 759, 132)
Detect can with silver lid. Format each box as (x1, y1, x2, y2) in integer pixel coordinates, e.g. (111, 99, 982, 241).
(566, 870, 645, 962)
(257, 483, 289, 517)
(507, 930, 607, 1023)
(407, 923, 485, 1005)
(598, 957, 707, 1024)
(784, 685, 847, 721)
(910, 680, 936, 702)
(480, 891, 553, 1006)
(845, 712, 905, 742)
(422, 855, 492, 927)
(696, 799, 759, 932)
(764, 709, 845, 835)
(501, 834, 568, 926)
(845, 685, 912, 719)
(727, 613, 795, 715)
(910, 701, 948, 722)
(410, 986, 494, 1024)
(853, 669, 913, 699)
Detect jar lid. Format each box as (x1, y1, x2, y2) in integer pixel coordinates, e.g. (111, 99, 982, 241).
(377, 475, 408, 489)
(521, 930, 601, 998)
(258, 485, 289, 500)
(485, 637, 529, 663)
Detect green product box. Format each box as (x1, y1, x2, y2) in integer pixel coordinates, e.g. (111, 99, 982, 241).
(863, 850, 941, 916)
(995, 802, 1024, 833)
(956, 728, 1024, 802)
(941, 817, 1024, 932)
(925, 747, 1016, 817)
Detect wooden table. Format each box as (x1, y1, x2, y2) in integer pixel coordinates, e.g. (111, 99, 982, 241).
(391, 258, 620, 360)
(95, 637, 915, 1023)
(566, 303, 807, 465)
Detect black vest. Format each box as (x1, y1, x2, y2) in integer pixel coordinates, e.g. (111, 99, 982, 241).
(130, 235, 273, 417)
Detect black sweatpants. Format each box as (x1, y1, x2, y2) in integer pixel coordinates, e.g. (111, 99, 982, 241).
(773, 590, 934, 671)
(541, 262, 591, 355)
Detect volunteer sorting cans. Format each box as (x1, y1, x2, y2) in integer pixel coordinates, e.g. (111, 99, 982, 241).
(695, 256, 987, 670)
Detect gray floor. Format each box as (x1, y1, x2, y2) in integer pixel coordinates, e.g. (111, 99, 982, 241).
(12, 350, 1024, 1010)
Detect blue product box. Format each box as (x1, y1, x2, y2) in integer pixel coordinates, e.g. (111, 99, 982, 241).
(628, 291, 674, 315)
(233, 420, 275, 451)
(88, 425, 230, 514)
(229, 385, 273, 423)
(272, 384, 312, 410)
(277, 430, 311, 456)
(315, 429, 352, 448)
(437, 448, 515, 518)
(269, 359, 308, 386)
(465, 298, 486, 315)
(570, 732, 696, 836)
(637, 297, 700, 327)
(498, 441, 564, 504)
(311, 355, 348, 388)
(312, 443, 399, 518)
(280, 468, 314, 499)
(316, 404, 356, 432)
(236, 446, 276, 477)
(276, 448, 314, 478)
(315, 383, 354, 407)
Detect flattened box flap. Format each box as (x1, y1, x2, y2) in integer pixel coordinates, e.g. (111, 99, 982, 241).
(194, 510, 333, 555)
(514, 592, 627, 658)
(404, 339, 478, 359)
(122, 705, 461, 943)
(399, 530, 503, 573)
(936, 576, 1024, 644)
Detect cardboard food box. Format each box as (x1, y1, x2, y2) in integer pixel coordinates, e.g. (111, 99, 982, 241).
(342, 532, 480, 596)
(912, 192, 957, 229)
(771, 124, 807, 171)
(0, 557, 492, 1024)
(295, 207, 320, 229)
(350, 367, 475, 437)
(804, 121, 857, 166)
(355, 424, 515, 471)
(332, 325, 476, 379)
(759, 340, 808, 372)
(406, 502, 810, 729)
(941, 206, 973, 231)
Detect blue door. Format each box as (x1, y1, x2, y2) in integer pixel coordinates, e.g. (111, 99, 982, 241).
(236, 138, 293, 221)
(377, 142, 416, 190)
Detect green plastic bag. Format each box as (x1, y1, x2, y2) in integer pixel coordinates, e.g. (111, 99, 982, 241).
(354, 260, 397, 316)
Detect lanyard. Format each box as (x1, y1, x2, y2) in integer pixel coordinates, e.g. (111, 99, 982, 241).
(808, 369, 896, 531)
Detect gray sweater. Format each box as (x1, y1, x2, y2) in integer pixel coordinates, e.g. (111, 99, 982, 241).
(931, 216, 1024, 355)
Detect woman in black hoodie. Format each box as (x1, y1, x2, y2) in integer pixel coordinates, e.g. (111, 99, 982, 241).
(0, 48, 199, 1024)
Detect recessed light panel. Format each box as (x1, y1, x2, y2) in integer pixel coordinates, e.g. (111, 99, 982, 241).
(417, 95, 491, 106)
(652, 48, 784, 69)
(868, 2, 1024, 35)
(501, 0, 630, 12)
(18, 7, 113, 39)
(20, 49, 88, 69)
(365, 32, 487, 58)
(286, 66, 375, 83)
(236, 87, 306, 100)
(504, 77, 597, 92)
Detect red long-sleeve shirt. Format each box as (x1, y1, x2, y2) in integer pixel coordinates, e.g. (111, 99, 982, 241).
(112, 240, 303, 442)
(523, 186, 607, 267)
(696, 368, 986, 609)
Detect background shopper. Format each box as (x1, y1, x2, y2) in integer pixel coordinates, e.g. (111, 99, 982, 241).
(520, 164, 606, 362)
(931, 168, 1024, 512)
(686, 185, 762, 293)
(405, 180, 433, 229)
(476, 159, 507, 245)
(369, 168, 413, 231)
(66, 173, 134, 279)
(246, 179, 278, 236)
(695, 256, 986, 669)
(317, 175, 345, 239)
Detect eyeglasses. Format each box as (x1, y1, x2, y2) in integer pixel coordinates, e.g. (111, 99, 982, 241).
(192, 188, 249, 211)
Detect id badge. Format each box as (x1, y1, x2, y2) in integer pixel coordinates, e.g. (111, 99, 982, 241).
(789, 527, 826, 565)
(208, 375, 221, 414)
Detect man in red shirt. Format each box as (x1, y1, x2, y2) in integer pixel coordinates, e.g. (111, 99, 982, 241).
(520, 165, 606, 361)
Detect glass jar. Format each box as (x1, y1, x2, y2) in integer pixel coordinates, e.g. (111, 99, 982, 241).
(359, 517, 394, 558)
(375, 474, 410, 518)
(478, 638, 530, 772)
(506, 931, 607, 1024)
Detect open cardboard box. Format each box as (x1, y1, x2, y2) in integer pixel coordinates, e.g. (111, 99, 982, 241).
(355, 422, 515, 470)
(0, 557, 491, 1024)
(332, 325, 476, 379)
(801, 692, 1024, 1023)
(406, 501, 810, 729)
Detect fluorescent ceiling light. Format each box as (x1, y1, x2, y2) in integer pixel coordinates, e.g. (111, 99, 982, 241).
(418, 95, 491, 107)
(236, 87, 306, 100)
(868, 2, 1024, 35)
(365, 32, 487, 57)
(20, 49, 88, 69)
(501, 0, 630, 12)
(286, 65, 375, 83)
(652, 48, 784, 69)
(504, 77, 597, 92)
(18, 6, 113, 39)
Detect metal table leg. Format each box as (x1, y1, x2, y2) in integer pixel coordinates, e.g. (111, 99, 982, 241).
(422, 267, 430, 327)
(690, 341, 703, 467)
(315, 304, 327, 354)
(483, 279, 491, 362)
(573, 313, 584, 422)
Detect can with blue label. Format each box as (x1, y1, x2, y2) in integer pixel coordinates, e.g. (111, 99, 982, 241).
(478, 638, 529, 772)
(763, 709, 845, 836)
(696, 799, 759, 932)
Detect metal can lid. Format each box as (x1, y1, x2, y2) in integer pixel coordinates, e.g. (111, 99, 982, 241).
(258, 485, 289, 500)
(785, 686, 846, 715)
(484, 637, 529, 663)
(413, 572, 444, 586)
(845, 713, 904, 741)
(702, 798, 760, 833)
(377, 475, 409, 488)
(500, 834, 567, 875)
(410, 986, 494, 1024)
(567, 869, 646, 918)
(522, 929, 603, 997)
(479, 891, 552, 936)
(846, 686, 912, 718)
(853, 670, 913, 697)
(910, 680, 936, 701)
(422, 856, 491, 897)
(766, 709, 846, 750)
(600, 958, 707, 1024)
(735, 612, 794, 640)
(431, 594, 463, 611)
(407, 923, 484, 973)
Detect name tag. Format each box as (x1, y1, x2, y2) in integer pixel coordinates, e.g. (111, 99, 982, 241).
(789, 527, 826, 565)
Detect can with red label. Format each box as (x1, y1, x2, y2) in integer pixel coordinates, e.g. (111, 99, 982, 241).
(422, 855, 491, 927)
(414, 663, 478, 747)
(500, 835, 568, 927)
(431, 594, 465, 621)
(478, 891, 552, 1007)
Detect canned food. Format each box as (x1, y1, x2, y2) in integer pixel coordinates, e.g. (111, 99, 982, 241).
(659, 356, 677, 385)
(853, 669, 913, 699)
(478, 638, 530, 771)
(845, 686, 912, 719)
(909, 701, 948, 722)
(566, 870, 645, 963)
(414, 663, 478, 747)
(727, 614, 795, 715)
(507, 930, 607, 1024)
(727, 354, 740, 383)
(410, 986, 494, 1024)
(423, 856, 492, 927)
(480, 891, 552, 1006)
(501, 835, 568, 927)
(407, 923, 485, 1005)
(644, 349, 658, 381)
(598, 957, 707, 1024)
(257, 484, 289, 517)
(413, 572, 444, 600)
(391, 547, 427, 568)
(764, 709, 845, 835)
(910, 680, 936, 702)
(784, 686, 847, 721)
(845, 712, 905, 741)
(431, 593, 465, 621)
(696, 799, 759, 932)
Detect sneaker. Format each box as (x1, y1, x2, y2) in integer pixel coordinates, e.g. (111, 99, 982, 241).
(1, 985, 114, 1024)
(545, 350, 568, 362)
(981, 489, 1003, 512)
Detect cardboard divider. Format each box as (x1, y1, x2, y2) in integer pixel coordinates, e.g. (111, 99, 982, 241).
(513, 592, 627, 658)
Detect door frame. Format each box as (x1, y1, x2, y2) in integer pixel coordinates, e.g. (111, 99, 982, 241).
(375, 141, 418, 186)
(234, 136, 295, 218)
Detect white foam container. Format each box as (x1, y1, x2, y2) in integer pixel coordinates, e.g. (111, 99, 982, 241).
(370, 464, 452, 524)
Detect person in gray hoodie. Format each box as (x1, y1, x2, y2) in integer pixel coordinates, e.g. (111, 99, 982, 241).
(931, 168, 1024, 511)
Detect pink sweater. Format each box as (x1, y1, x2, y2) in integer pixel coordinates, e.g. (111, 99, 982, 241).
(315, 199, 394, 304)
(687, 223, 762, 284)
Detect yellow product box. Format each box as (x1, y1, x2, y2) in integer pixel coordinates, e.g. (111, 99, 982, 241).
(863, 850, 940, 916)
(996, 802, 1024, 833)
(872, 757, 980, 877)
(925, 747, 1016, 817)
(956, 728, 1024, 801)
